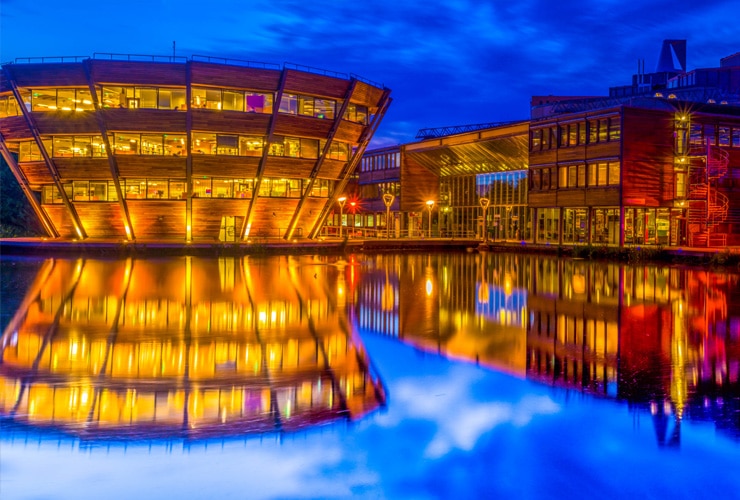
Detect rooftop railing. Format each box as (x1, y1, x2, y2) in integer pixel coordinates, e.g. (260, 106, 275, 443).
(13, 56, 89, 64)
(4, 54, 385, 89)
(415, 121, 524, 139)
(191, 55, 280, 70)
(93, 52, 188, 63)
(284, 62, 349, 80)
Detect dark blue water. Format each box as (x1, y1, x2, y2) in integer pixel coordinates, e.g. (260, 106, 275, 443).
(1, 253, 738, 498)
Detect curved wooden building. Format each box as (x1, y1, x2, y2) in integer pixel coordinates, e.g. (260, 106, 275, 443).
(0, 55, 391, 241)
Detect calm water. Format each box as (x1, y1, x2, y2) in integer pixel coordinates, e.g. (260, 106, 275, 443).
(1, 252, 739, 499)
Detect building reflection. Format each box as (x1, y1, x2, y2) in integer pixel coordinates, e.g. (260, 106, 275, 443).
(0, 256, 384, 441)
(352, 252, 740, 445)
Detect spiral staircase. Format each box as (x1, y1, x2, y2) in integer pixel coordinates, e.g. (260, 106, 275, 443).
(687, 146, 729, 247)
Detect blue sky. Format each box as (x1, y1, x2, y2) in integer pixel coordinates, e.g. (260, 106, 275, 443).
(2, 0, 739, 147)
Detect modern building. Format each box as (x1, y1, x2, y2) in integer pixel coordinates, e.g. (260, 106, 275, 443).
(360, 40, 740, 248)
(0, 54, 391, 241)
(355, 121, 531, 240)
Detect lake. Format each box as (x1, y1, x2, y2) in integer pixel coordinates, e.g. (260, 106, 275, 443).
(1, 252, 739, 499)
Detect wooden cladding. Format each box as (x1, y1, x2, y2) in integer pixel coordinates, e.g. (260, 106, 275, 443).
(102, 109, 187, 132)
(75, 203, 125, 237)
(622, 108, 673, 205)
(192, 198, 249, 238)
(248, 197, 301, 236)
(334, 120, 364, 143)
(55, 158, 112, 180)
(18, 162, 51, 185)
(33, 112, 100, 135)
(316, 159, 346, 180)
(7, 63, 88, 87)
(191, 110, 270, 135)
(400, 155, 439, 212)
(190, 62, 280, 91)
(350, 81, 385, 109)
(262, 158, 315, 179)
(117, 157, 186, 178)
(127, 200, 186, 237)
(0, 116, 30, 140)
(89, 61, 186, 86)
(284, 70, 348, 99)
(43, 205, 76, 238)
(273, 114, 333, 139)
(191, 156, 260, 178)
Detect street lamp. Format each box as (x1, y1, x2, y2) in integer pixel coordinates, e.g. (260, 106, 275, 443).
(349, 201, 356, 237)
(337, 196, 346, 238)
(479, 197, 490, 243)
(382, 193, 395, 239)
(426, 200, 435, 238)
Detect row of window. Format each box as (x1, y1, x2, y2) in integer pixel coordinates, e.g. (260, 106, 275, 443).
(360, 150, 401, 172)
(359, 181, 400, 201)
(17, 135, 350, 161)
(530, 117, 621, 151)
(41, 177, 335, 203)
(688, 123, 740, 148)
(529, 162, 620, 191)
(9, 86, 370, 124)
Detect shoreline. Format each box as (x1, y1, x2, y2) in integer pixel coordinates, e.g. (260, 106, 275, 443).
(1, 237, 739, 267)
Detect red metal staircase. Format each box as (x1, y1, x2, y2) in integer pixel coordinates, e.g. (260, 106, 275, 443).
(687, 145, 729, 247)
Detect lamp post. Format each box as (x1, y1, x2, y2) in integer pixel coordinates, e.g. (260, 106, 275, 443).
(337, 196, 346, 238)
(382, 193, 395, 239)
(349, 201, 356, 238)
(426, 200, 435, 238)
(479, 197, 490, 243)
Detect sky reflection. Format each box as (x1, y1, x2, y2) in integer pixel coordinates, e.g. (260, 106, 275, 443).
(2, 253, 740, 498)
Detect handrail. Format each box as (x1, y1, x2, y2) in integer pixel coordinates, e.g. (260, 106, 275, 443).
(93, 53, 188, 63)
(284, 62, 349, 80)
(191, 55, 280, 70)
(416, 120, 524, 139)
(14, 56, 89, 64)
(350, 73, 385, 90)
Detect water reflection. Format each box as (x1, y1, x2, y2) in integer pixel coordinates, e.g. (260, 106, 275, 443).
(352, 253, 740, 444)
(0, 256, 384, 441)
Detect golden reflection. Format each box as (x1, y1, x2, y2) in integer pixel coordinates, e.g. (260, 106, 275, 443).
(0, 256, 384, 440)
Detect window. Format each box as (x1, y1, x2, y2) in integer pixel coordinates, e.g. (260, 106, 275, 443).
(690, 123, 703, 145)
(192, 133, 216, 154)
(73, 181, 89, 201)
(559, 166, 568, 188)
(193, 178, 212, 197)
(169, 180, 186, 199)
(599, 119, 608, 142)
(733, 128, 740, 147)
(608, 117, 620, 141)
(164, 135, 187, 156)
(279, 94, 298, 114)
(568, 166, 577, 187)
(589, 120, 599, 143)
(559, 125, 568, 147)
(238, 136, 264, 156)
(344, 103, 368, 124)
(719, 127, 730, 147)
(90, 182, 108, 201)
(19, 141, 43, 161)
(235, 180, 253, 199)
(577, 165, 586, 187)
(568, 124, 577, 146)
(142, 134, 164, 155)
(0, 96, 21, 117)
(608, 162, 620, 185)
(676, 172, 686, 198)
(325, 141, 349, 161)
(531, 129, 542, 151)
(124, 179, 146, 199)
(212, 179, 234, 198)
(588, 164, 597, 186)
(222, 91, 245, 111)
(52, 136, 74, 157)
(598, 163, 608, 185)
(578, 122, 587, 145)
(147, 179, 168, 199)
(111, 133, 140, 154)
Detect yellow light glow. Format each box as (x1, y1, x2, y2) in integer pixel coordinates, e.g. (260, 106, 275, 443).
(426, 279, 433, 296)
